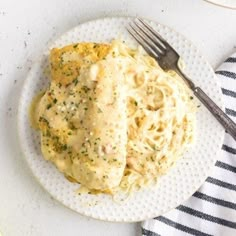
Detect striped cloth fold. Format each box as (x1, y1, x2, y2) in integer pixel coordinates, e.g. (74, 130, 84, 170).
(142, 53, 236, 236)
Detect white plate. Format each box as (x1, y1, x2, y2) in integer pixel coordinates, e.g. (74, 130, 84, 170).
(18, 17, 224, 222)
(204, 0, 236, 9)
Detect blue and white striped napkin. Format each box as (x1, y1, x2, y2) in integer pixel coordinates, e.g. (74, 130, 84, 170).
(142, 53, 236, 236)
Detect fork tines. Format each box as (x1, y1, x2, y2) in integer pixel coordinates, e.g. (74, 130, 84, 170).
(127, 18, 168, 59)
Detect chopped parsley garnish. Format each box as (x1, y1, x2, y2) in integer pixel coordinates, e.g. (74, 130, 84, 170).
(46, 104, 52, 110)
(62, 144, 67, 151)
(97, 108, 103, 113)
(73, 78, 78, 86)
(81, 86, 90, 93)
(39, 116, 49, 125)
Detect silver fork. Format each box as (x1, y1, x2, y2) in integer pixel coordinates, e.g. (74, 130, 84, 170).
(128, 18, 236, 141)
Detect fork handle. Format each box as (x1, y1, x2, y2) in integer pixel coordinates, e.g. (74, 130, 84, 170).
(193, 87, 236, 141)
(175, 66, 236, 141)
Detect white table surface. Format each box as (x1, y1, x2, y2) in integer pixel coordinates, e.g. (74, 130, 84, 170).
(0, 0, 236, 235)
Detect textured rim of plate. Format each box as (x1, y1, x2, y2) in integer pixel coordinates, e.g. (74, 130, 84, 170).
(17, 16, 225, 222)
